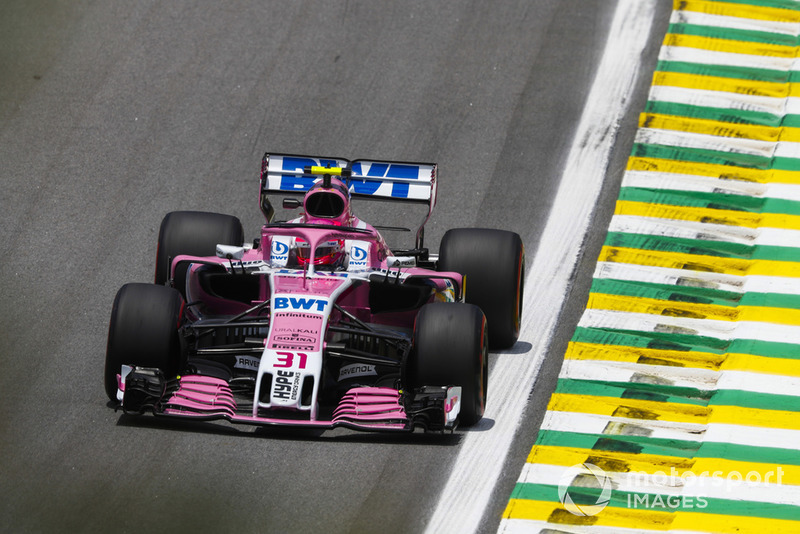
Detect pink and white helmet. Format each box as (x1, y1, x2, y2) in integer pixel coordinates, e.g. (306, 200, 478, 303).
(303, 177, 352, 226)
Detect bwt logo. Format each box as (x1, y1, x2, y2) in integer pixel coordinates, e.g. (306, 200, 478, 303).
(274, 297, 328, 312)
(278, 157, 420, 197)
(271, 240, 289, 256)
(350, 246, 368, 262)
(281, 157, 420, 180)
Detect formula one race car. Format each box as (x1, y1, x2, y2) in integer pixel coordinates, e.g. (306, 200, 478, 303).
(104, 153, 524, 432)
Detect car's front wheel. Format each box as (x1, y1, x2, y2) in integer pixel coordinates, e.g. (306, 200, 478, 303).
(438, 228, 524, 349)
(407, 302, 488, 426)
(154, 210, 244, 296)
(104, 283, 185, 401)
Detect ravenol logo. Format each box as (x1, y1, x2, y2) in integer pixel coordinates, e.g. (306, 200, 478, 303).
(557, 463, 613, 516)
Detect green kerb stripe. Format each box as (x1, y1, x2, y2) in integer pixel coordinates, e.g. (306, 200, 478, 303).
(603, 231, 800, 263)
(618, 186, 800, 215)
(571, 326, 800, 360)
(592, 277, 740, 304)
(657, 59, 795, 83)
(643, 101, 785, 127)
(632, 144, 763, 169)
(556, 378, 800, 412)
(667, 23, 799, 46)
(633, 143, 800, 172)
(590, 277, 800, 310)
(556, 377, 710, 406)
(590, 278, 741, 305)
(535, 429, 800, 466)
(709, 0, 800, 11)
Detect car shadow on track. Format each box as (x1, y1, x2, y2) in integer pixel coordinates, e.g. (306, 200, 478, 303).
(112, 408, 485, 447)
(494, 340, 533, 355)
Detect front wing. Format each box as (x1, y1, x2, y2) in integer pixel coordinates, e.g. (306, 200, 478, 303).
(118, 366, 462, 433)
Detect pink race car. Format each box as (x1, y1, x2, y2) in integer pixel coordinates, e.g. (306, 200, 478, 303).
(104, 153, 524, 432)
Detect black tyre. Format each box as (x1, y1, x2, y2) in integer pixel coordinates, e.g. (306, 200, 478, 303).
(408, 302, 488, 426)
(439, 228, 524, 349)
(154, 211, 245, 293)
(104, 283, 185, 401)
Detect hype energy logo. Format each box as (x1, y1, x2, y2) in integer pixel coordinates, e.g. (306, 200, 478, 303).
(557, 463, 613, 516)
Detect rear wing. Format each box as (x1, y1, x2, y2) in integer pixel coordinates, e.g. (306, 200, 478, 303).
(260, 153, 438, 250)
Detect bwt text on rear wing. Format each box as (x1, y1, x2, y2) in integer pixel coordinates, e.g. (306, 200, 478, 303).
(259, 153, 438, 250)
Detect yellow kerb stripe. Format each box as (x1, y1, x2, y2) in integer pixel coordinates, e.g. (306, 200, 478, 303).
(626, 157, 800, 185)
(651, 73, 800, 100)
(548, 392, 707, 423)
(526, 445, 800, 485)
(586, 293, 800, 326)
(639, 113, 781, 142)
(781, 127, 800, 143)
(663, 33, 796, 58)
(614, 199, 800, 230)
(504, 499, 674, 529)
(597, 246, 800, 278)
(565, 341, 800, 377)
(653, 71, 789, 97)
(503, 498, 796, 533)
(548, 393, 800, 430)
(677, 0, 800, 23)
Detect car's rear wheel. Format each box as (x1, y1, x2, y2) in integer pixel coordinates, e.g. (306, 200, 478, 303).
(104, 283, 185, 401)
(438, 228, 524, 349)
(408, 302, 488, 426)
(154, 210, 244, 296)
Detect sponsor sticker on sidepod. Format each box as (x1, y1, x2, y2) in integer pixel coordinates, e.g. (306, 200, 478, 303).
(338, 363, 377, 381)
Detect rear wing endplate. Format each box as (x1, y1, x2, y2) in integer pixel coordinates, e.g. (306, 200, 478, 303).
(260, 153, 438, 250)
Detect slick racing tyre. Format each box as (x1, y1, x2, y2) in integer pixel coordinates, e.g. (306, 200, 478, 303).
(408, 302, 488, 426)
(104, 283, 185, 401)
(154, 210, 244, 296)
(438, 228, 524, 349)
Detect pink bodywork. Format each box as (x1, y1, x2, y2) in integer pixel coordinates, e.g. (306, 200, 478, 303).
(172, 224, 462, 321)
(158, 223, 463, 430)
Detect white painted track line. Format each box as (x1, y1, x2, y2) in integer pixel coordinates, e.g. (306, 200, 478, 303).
(423, 1, 659, 533)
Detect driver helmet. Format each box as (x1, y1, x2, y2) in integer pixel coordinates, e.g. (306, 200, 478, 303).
(296, 218, 345, 267)
(296, 238, 345, 267)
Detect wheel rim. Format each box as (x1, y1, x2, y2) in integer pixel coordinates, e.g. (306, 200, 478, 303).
(477, 315, 488, 415)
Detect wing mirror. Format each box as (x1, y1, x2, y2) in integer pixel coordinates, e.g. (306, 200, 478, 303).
(387, 256, 416, 268)
(216, 244, 246, 260)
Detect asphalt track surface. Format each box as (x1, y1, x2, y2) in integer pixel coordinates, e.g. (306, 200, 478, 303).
(0, 2, 671, 533)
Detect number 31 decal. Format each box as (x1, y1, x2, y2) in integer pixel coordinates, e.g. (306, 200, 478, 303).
(274, 352, 308, 369)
